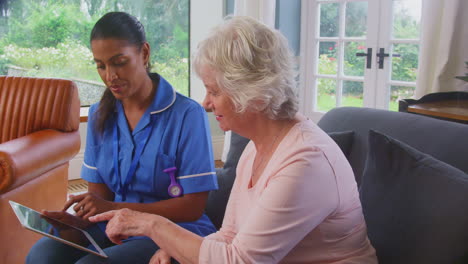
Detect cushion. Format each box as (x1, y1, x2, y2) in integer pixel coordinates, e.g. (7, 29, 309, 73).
(360, 130, 468, 264)
(327, 130, 354, 159)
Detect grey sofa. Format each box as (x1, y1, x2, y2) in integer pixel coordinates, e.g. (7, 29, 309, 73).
(205, 107, 468, 264)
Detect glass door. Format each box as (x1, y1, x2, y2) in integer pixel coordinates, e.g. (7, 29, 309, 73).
(300, 0, 422, 117)
(375, 0, 421, 110)
(315, 0, 370, 111)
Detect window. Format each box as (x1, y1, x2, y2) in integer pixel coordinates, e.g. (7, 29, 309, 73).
(0, 0, 189, 107)
(300, 0, 421, 120)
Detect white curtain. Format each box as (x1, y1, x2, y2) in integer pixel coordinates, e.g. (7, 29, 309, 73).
(221, 0, 277, 162)
(416, 0, 468, 98)
(234, 0, 276, 27)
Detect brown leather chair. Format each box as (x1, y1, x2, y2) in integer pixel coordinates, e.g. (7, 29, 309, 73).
(0, 76, 81, 263)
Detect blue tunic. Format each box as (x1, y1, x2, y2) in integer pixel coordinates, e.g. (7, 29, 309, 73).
(81, 74, 218, 237)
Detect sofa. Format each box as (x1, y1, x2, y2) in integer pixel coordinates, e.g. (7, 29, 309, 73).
(205, 106, 468, 264)
(0, 76, 81, 264)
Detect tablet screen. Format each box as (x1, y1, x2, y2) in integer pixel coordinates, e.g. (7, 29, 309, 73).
(9, 200, 107, 258)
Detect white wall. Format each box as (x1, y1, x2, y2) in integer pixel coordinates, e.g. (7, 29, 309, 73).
(189, 0, 224, 103)
(189, 0, 226, 163)
(69, 122, 87, 180)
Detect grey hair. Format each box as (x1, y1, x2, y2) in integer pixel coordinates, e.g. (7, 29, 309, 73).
(193, 16, 298, 120)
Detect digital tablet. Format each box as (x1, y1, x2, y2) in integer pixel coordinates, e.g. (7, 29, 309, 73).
(9, 200, 108, 258)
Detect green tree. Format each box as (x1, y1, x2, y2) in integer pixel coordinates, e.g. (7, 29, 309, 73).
(344, 2, 367, 37)
(393, 7, 420, 39)
(3, 1, 91, 48)
(0, 0, 190, 98)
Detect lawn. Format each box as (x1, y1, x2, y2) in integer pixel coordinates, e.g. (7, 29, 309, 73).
(317, 94, 399, 112)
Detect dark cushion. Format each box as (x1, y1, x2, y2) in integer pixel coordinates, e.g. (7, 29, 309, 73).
(327, 131, 354, 159)
(360, 130, 468, 264)
(318, 107, 468, 187)
(205, 132, 250, 229)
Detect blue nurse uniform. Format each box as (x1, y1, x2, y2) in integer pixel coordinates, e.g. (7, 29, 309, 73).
(81, 73, 218, 236)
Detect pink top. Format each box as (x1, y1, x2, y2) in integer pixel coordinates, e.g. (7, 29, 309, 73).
(199, 120, 377, 264)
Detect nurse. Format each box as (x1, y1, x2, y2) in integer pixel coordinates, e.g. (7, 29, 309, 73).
(26, 11, 218, 264)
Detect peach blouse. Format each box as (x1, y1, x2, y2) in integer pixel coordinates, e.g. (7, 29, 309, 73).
(199, 120, 377, 264)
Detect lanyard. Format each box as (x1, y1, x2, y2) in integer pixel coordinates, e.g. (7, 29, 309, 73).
(113, 115, 156, 201)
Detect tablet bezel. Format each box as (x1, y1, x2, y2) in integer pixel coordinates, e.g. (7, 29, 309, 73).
(9, 200, 108, 259)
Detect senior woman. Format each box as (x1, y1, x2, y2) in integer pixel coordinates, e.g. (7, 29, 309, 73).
(90, 16, 377, 264)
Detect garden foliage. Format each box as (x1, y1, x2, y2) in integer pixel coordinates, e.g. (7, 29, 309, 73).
(0, 0, 189, 103)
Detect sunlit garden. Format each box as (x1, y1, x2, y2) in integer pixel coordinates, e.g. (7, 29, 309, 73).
(0, 1, 419, 111)
(316, 2, 419, 111)
(0, 0, 189, 106)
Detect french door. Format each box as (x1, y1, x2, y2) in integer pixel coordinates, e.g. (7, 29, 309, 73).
(300, 0, 422, 120)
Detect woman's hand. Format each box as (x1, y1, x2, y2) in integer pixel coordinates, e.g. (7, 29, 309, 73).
(63, 192, 116, 220)
(42, 210, 93, 230)
(150, 249, 172, 264)
(89, 208, 158, 245)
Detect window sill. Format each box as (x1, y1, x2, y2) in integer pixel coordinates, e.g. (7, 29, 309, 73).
(81, 106, 212, 123)
(80, 107, 89, 123)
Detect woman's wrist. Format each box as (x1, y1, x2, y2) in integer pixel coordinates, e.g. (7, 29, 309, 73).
(147, 214, 168, 240)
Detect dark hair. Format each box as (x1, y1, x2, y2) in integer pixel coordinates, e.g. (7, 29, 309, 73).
(90, 12, 148, 134)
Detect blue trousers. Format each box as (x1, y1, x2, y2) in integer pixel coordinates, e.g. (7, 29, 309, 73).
(26, 225, 159, 264)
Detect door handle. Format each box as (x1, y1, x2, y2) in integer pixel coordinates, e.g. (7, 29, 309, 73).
(376, 48, 388, 69)
(356, 48, 372, 69)
(376, 48, 401, 69)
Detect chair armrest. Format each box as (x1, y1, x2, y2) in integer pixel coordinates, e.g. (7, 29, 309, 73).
(0, 129, 80, 193)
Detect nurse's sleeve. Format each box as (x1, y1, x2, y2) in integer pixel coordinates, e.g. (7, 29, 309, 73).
(176, 104, 218, 194)
(80, 104, 104, 183)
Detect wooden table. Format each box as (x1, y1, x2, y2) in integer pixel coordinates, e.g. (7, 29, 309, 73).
(407, 100, 468, 123)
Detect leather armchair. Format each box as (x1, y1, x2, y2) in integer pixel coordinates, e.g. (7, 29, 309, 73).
(0, 76, 81, 264)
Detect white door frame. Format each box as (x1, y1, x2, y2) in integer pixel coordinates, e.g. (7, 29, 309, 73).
(300, 0, 420, 119)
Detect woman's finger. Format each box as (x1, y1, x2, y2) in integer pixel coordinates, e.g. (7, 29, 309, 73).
(62, 194, 77, 211)
(89, 210, 117, 222)
(83, 207, 97, 220)
(73, 201, 86, 217)
(71, 194, 88, 212)
(149, 250, 159, 264)
(150, 250, 171, 264)
(42, 210, 64, 219)
(107, 232, 126, 245)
